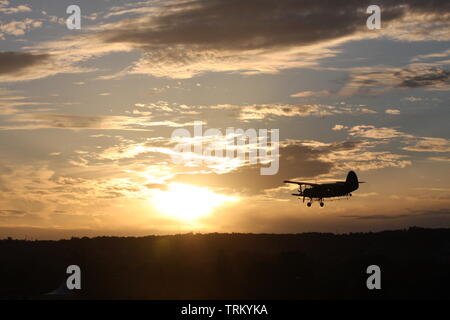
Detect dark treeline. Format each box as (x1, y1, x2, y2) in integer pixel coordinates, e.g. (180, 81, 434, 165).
(1, 227, 450, 299)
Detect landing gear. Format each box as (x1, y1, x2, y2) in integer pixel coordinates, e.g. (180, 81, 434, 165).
(320, 202, 324, 207)
(307, 202, 312, 207)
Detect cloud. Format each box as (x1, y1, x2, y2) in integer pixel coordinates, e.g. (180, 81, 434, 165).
(348, 125, 411, 139)
(100, 0, 449, 50)
(429, 156, 450, 162)
(397, 68, 450, 89)
(173, 141, 333, 193)
(0, 113, 202, 131)
(0, 50, 95, 82)
(403, 137, 450, 153)
(102, 2, 161, 19)
(346, 125, 450, 153)
(29, 0, 450, 80)
(290, 90, 331, 98)
(0, 1, 31, 15)
(0, 209, 27, 217)
(402, 96, 424, 102)
(0, 51, 50, 76)
(340, 62, 450, 95)
(413, 48, 450, 60)
(126, 102, 376, 120)
(172, 139, 410, 193)
(385, 109, 401, 115)
(221, 104, 376, 120)
(316, 140, 411, 171)
(78, 131, 412, 194)
(0, 87, 51, 115)
(95, 141, 171, 161)
(378, 4, 450, 42)
(94, 0, 450, 78)
(332, 125, 348, 131)
(0, 162, 160, 228)
(31, 114, 110, 129)
(115, 44, 339, 79)
(101, 0, 373, 50)
(340, 66, 450, 96)
(0, 19, 42, 38)
(238, 104, 335, 120)
(1, 0, 446, 81)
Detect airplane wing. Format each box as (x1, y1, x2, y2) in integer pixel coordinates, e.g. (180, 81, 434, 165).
(283, 180, 319, 186)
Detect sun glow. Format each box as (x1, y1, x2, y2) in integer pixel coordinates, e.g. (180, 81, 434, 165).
(152, 183, 238, 220)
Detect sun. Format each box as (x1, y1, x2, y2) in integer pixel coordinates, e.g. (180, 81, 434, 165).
(152, 183, 238, 221)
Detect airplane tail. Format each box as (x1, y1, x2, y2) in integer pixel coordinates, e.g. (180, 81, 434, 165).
(345, 170, 359, 190)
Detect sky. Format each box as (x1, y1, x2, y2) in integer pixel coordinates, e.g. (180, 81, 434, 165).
(0, 0, 449, 239)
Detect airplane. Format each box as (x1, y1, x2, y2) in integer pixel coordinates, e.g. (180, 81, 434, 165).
(284, 171, 365, 207)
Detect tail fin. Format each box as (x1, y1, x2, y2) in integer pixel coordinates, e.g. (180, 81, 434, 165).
(345, 171, 359, 190)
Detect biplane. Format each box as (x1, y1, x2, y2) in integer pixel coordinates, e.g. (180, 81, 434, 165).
(284, 171, 365, 207)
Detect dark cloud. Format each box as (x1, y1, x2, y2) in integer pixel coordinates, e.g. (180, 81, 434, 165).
(398, 68, 450, 88)
(0, 209, 27, 216)
(101, 0, 450, 52)
(172, 140, 364, 193)
(91, 0, 450, 78)
(102, 0, 402, 51)
(32, 114, 106, 129)
(0, 51, 50, 76)
(407, 0, 450, 14)
(343, 67, 450, 96)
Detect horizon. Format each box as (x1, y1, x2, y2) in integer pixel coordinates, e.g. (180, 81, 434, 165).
(0, 225, 443, 241)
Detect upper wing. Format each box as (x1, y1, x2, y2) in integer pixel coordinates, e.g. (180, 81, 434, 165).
(283, 180, 319, 186)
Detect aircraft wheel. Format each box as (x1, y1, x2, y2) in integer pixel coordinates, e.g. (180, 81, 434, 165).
(320, 202, 324, 207)
(307, 202, 312, 207)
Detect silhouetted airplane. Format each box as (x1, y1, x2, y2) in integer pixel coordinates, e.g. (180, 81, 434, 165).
(284, 171, 365, 207)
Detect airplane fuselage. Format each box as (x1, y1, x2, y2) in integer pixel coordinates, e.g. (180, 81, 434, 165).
(302, 182, 357, 199)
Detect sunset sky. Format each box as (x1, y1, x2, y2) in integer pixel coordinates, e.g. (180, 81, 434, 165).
(0, 0, 449, 239)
